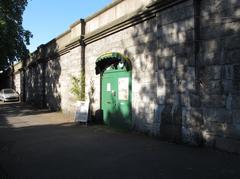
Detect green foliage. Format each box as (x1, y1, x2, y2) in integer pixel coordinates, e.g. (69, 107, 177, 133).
(0, 0, 33, 70)
(70, 72, 85, 101)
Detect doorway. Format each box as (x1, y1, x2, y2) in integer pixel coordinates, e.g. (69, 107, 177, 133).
(96, 52, 132, 129)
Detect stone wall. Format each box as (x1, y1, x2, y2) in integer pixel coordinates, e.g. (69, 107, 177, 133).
(17, 0, 240, 153)
(156, 0, 195, 142)
(23, 47, 82, 112)
(25, 63, 45, 107)
(85, 0, 194, 138)
(58, 47, 82, 113)
(85, 0, 240, 152)
(198, 0, 240, 152)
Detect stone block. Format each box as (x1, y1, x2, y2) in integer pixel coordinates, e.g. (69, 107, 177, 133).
(224, 35, 240, 50)
(183, 108, 203, 128)
(178, 80, 195, 93)
(200, 66, 222, 80)
(176, 65, 186, 79)
(158, 57, 173, 69)
(222, 21, 240, 37)
(186, 67, 195, 80)
(157, 70, 166, 87)
(225, 49, 240, 64)
(223, 65, 233, 80)
(200, 80, 223, 95)
(176, 66, 195, 81)
(232, 80, 240, 94)
(231, 96, 240, 109)
(165, 70, 173, 80)
(215, 137, 240, 154)
(172, 105, 182, 125)
(159, 3, 193, 26)
(175, 42, 194, 58)
(182, 127, 203, 146)
(202, 132, 215, 147)
(233, 110, 240, 125)
(203, 108, 232, 123)
(203, 122, 227, 137)
(180, 93, 190, 107)
(157, 58, 164, 70)
(176, 56, 189, 66)
(233, 65, 240, 80)
(190, 93, 201, 107)
(199, 51, 222, 66)
(160, 105, 173, 124)
(200, 24, 223, 40)
(156, 47, 175, 57)
(165, 80, 174, 94)
(158, 28, 193, 45)
(225, 124, 240, 138)
(160, 123, 182, 143)
(165, 93, 175, 105)
(223, 80, 232, 94)
(199, 39, 220, 54)
(201, 94, 226, 108)
(226, 94, 232, 110)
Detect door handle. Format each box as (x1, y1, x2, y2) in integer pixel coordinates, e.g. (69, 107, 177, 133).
(111, 90, 116, 96)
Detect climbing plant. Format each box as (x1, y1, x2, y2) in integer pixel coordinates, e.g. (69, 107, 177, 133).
(70, 72, 85, 101)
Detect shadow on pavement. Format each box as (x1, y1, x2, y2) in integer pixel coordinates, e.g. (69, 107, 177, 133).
(0, 102, 51, 118)
(0, 103, 240, 178)
(0, 122, 240, 179)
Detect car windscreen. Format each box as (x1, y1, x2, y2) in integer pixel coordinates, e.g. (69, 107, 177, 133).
(3, 89, 15, 94)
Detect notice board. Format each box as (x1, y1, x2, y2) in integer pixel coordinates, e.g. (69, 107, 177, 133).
(74, 101, 89, 123)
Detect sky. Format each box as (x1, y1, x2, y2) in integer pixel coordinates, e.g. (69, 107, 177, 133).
(23, 0, 113, 53)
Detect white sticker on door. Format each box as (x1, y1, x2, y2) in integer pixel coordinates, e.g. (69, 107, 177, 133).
(107, 83, 111, 91)
(118, 77, 129, 100)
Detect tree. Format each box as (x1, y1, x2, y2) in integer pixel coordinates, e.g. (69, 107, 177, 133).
(0, 0, 32, 70)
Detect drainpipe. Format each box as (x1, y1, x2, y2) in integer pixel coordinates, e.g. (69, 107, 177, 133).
(80, 18, 86, 101)
(80, 18, 85, 74)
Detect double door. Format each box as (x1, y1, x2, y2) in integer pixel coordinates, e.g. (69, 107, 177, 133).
(101, 70, 131, 129)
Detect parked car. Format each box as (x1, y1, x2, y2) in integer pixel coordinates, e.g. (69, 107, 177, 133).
(0, 88, 19, 102)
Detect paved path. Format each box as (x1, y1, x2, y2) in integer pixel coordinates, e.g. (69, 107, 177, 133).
(0, 102, 240, 178)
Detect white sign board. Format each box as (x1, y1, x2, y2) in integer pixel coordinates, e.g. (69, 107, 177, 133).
(74, 101, 89, 123)
(107, 83, 111, 91)
(118, 77, 129, 100)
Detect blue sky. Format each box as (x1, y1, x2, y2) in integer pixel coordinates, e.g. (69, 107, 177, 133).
(23, 0, 112, 52)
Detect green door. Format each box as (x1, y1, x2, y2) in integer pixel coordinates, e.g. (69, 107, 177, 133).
(101, 69, 131, 129)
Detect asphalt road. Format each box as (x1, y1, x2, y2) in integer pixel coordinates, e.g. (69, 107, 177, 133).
(0, 102, 240, 179)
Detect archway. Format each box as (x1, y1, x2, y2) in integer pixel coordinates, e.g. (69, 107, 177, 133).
(95, 52, 132, 129)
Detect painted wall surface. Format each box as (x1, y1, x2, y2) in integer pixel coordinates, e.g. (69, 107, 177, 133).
(14, 0, 240, 153)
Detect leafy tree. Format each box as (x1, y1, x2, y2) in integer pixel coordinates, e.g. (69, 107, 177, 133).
(0, 0, 32, 70)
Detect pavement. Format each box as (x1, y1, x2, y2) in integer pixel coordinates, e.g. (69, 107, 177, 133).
(0, 102, 240, 179)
